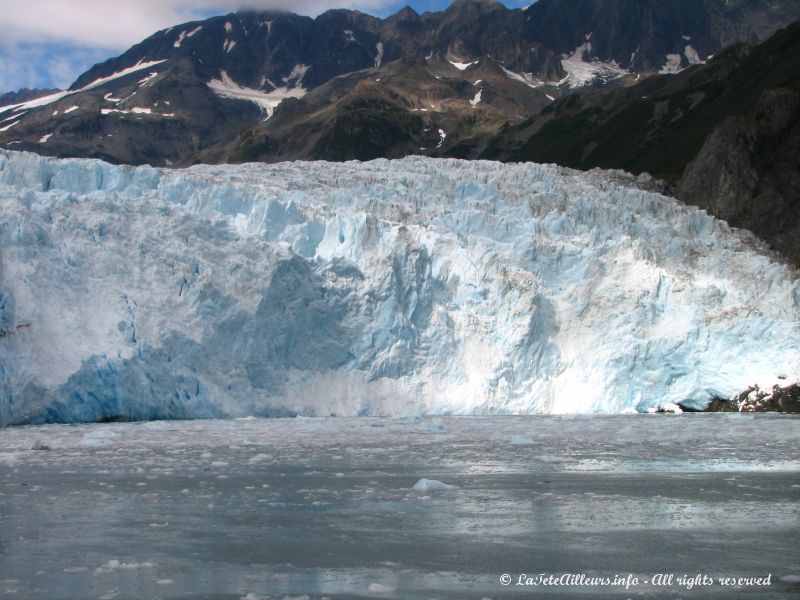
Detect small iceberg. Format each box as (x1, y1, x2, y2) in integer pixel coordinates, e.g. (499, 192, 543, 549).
(510, 435, 534, 445)
(412, 478, 457, 491)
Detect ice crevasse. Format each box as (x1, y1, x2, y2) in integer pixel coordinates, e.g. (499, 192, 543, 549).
(0, 150, 798, 424)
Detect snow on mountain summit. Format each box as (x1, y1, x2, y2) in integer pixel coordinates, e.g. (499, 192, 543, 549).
(0, 151, 797, 424)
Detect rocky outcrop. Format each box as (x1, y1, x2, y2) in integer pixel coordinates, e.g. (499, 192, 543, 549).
(677, 88, 800, 264)
(706, 382, 800, 412)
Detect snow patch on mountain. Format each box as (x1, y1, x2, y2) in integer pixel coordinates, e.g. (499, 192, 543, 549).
(500, 66, 545, 88)
(449, 59, 478, 71)
(0, 151, 797, 424)
(0, 60, 168, 117)
(560, 37, 628, 88)
(174, 26, 202, 48)
(470, 89, 482, 106)
(660, 53, 683, 74)
(684, 45, 704, 65)
(375, 42, 384, 68)
(100, 107, 175, 118)
(207, 71, 306, 120)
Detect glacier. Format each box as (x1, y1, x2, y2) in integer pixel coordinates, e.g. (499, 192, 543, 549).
(0, 149, 798, 424)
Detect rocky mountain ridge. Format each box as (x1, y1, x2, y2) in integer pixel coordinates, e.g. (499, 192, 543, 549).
(1, 0, 797, 167)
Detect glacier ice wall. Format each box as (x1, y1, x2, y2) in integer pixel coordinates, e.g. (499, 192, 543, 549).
(0, 150, 798, 423)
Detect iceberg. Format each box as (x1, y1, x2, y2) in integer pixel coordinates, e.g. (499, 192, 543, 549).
(0, 150, 798, 424)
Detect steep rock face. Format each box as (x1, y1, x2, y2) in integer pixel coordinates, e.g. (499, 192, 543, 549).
(523, 0, 800, 72)
(678, 88, 800, 264)
(0, 151, 798, 424)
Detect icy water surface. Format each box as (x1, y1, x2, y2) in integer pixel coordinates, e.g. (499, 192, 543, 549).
(1, 415, 798, 599)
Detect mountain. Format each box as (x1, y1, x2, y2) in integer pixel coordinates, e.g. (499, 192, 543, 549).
(0, 0, 797, 167)
(1, 150, 798, 424)
(0, 88, 61, 107)
(487, 20, 800, 263)
(522, 0, 795, 72)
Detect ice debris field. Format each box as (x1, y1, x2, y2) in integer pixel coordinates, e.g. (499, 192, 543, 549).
(0, 150, 798, 424)
(0, 415, 798, 599)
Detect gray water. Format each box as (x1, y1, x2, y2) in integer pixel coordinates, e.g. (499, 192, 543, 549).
(1, 415, 798, 599)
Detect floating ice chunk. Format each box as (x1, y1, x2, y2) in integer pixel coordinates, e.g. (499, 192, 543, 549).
(95, 560, 154, 575)
(63, 567, 88, 573)
(510, 435, 534, 445)
(368, 583, 396, 593)
(620, 407, 639, 415)
(660, 403, 683, 414)
(80, 430, 121, 447)
(412, 478, 457, 491)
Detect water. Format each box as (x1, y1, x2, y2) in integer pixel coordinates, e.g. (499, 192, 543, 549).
(1, 415, 798, 599)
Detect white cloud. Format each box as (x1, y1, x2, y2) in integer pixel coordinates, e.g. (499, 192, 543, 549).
(0, 0, 398, 50)
(0, 0, 397, 93)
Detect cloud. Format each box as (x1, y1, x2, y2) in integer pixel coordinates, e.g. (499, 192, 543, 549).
(0, 43, 110, 92)
(0, 0, 397, 93)
(0, 0, 399, 50)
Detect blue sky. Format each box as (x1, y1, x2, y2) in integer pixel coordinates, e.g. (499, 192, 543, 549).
(0, 0, 531, 95)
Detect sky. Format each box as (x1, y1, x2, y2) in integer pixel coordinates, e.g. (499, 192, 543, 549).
(0, 0, 531, 95)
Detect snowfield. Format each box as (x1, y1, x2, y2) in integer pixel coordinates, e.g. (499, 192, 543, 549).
(0, 150, 798, 424)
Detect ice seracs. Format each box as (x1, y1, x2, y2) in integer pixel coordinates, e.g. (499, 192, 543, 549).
(0, 151, 798, 424)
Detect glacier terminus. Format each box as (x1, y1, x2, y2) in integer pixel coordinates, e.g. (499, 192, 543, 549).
(0, 150, 798, 424)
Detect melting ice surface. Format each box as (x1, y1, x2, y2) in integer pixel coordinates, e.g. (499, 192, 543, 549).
(0, 150, 798, 424)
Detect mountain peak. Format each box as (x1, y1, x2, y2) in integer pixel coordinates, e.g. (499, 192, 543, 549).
(445, 0, 503, 12)
(389, 5, 420, 20)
